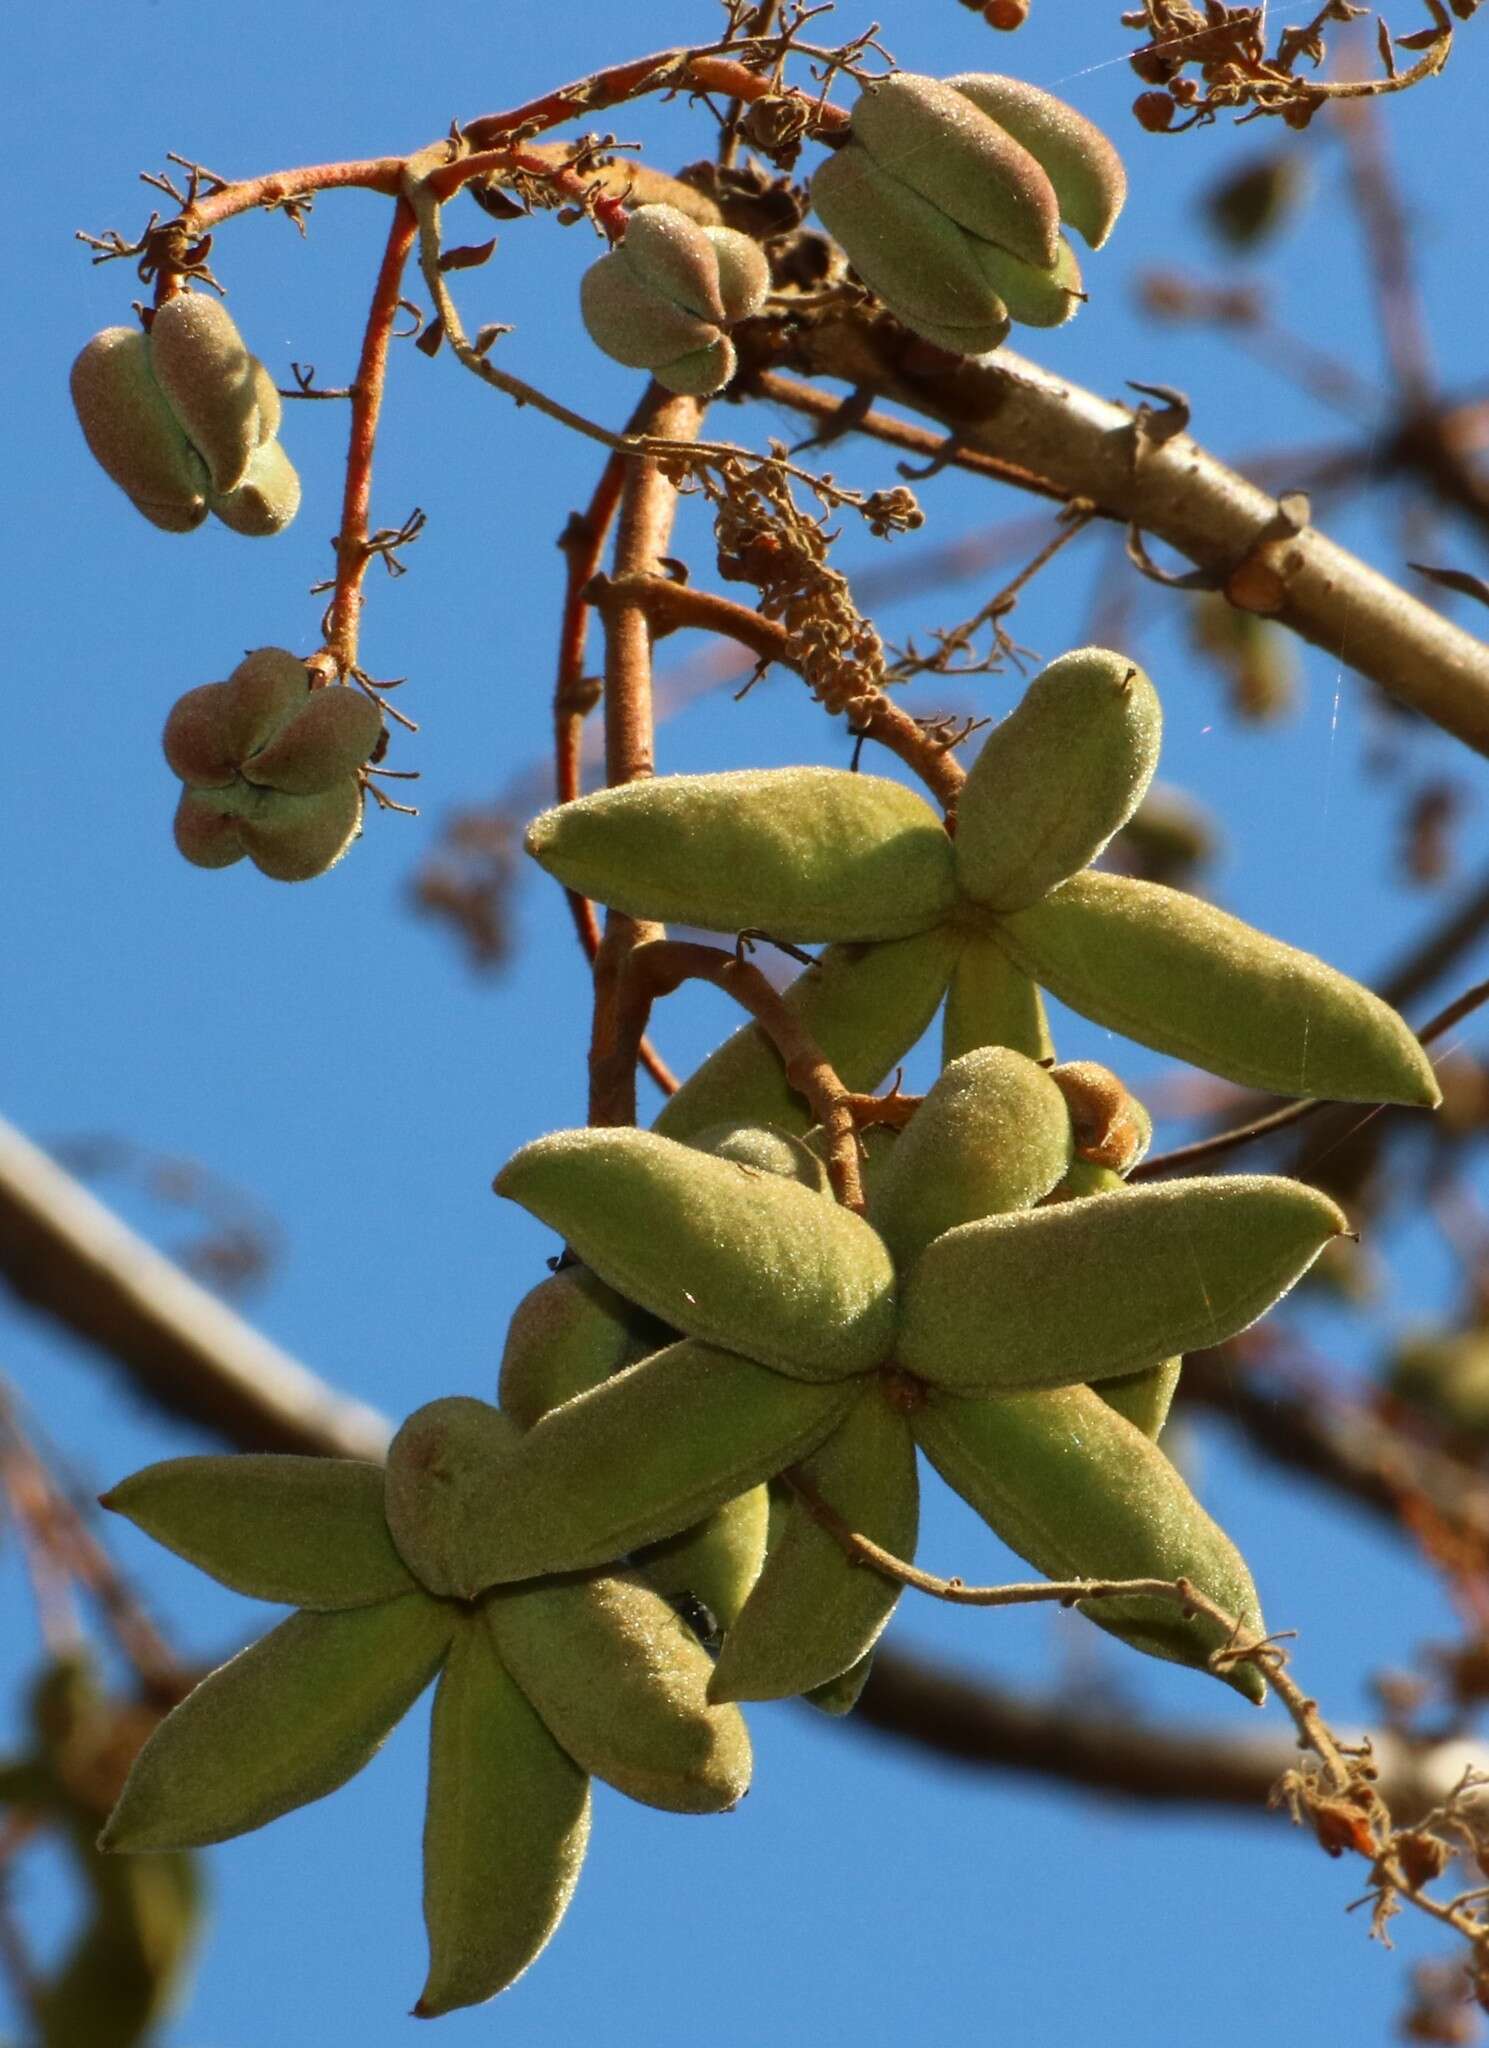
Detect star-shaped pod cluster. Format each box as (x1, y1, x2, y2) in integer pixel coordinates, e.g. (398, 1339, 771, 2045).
(580, 203, 770, 396)
(70, 294, 300, 536)
(163, 649, 384, 882)
(525, 646, 1440, 1114)
(99, 1419, 749, 2015)
(480, 1047, 1349, 1708)
(810, 72, 1126, 355)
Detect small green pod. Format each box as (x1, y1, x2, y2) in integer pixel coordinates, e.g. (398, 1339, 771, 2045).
(968, 233, 1083, 329)
(162, 649, 311, 788)
(208, 437, 301, 535)
(651, 337, 738, 398)
(703, 225, 770, 320)
(498, 1266, 664, 1430)
(147, 292, 262, 495)
(1098, 1360, 1182, 1440)
(869, 1047, 1073, 1271)
(69, 327, 209, 532)
(461, 1340, 859, 1586)
(385, 1398, 518, 1601)
(709, 1384, 918, 1704)
(100, 1597, 454, 1851)
(897, 1173, 1346, 1394)
(810, 144, 1011, 357)
(101, 1456, 417, 1609)
(173, 791, 248, 869)
(803, 1653, 876, 1717)
(941, 932, 1052, 1064)
(495, 1128, 898, 1382)
(486, 1571, 752, 1814)
(417, 1619, 590, 2017)
(911, 1384, 1265, 1698)
(526, 767, 957, 944)
(947, 74, 1128, 249)
(580, 250, 719, 371)
(234, 779, 364, 882)
(250, 357, 283, 444)
(657, 927, 964, 1143)
(242, 686, 383, 794)
(995, 870, 1442, 1106)
(690, 1120, 831, 1193)
(638, 1486, 771, 1637)
(955, 649, 1163, 914)
(850, 74, 1060, 268)
(618, 204, 730, 321)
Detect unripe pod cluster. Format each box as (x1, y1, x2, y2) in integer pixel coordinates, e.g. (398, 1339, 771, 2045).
(580, 204, 770, 395)
(163, 648, 384, 882)
(70, 294, 299, 535)
(809, 72, 1125, 356)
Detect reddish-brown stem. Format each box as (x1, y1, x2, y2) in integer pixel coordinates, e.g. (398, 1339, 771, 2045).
(321, 198, 418, 677)
(589, 573, 968, 811)
(624, 939, 867, 1212)
(587, 390, 704, 1128)
(182, 157, 404, 232)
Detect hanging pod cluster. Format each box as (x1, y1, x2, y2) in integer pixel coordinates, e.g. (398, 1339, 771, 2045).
(810, 72, 1126, 354)
(163, 649, 384, 881)
(580, 203, 770, 395)
(70, 294, 300, 535)
(98, 1418, 750, 2016)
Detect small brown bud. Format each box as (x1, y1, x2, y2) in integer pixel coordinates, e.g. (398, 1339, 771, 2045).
(1133, 91, 1177, 132)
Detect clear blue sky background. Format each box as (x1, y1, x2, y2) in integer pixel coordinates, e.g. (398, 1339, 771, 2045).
(6, 3, 1489, 2043)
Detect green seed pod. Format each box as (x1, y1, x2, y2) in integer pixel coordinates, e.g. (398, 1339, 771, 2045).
(100, 1597, 454, 1851)
(580, 208, 767, 397)
(956, 649, 1162, 913)
(417, 1618, 590, 2017)
(650, 337, 738, 397)
(703, 225, 771, 320)
(850, 74, 1060, 267)
(527, 767, 956, 944)
(486, 1570, 753, 1814)
(1097, 1360, 1182, 1440)
(242, 685, 383, 794)
(968, 231, 1083, 328)
(36, 1848, 201, 2048)
(233, 778, 365, 882)
(691, 1120, 831, 1192)
(619, 204, 731, 320)
(69, 327, 209, 532)
(580, 250, 720, 370)
(898, 1173, 1346, 1394)
(709, 1384, 917, 1703)
(941, 932, 1052, 1064)
(498, 1266, 664, 1430)
(251, 357, 283, 444)
(803, 1653, 875, 1717)
(147, 292, 262, 495)
(946, 73, 1128, 248)
(911, 1383, 1264, 1697)
(385, 1398, 518, 1601)
(101, 1456, 417, 1609)
(172, 792, 248, 869)
(638, 1486, 771, 1636)
(209, 436, 301, 535)
(870, 1048, 1073, 1271)
(496, 1127, 897, 1380)
(461, 1340, 858, 1585)
(657, 927, 963, 1142)
(163, 648, 310, 787)
(810, 144, 1011, 356)
(995, 870, 1442, 1106)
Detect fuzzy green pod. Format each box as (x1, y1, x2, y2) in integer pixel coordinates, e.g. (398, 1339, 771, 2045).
(101, 1597, 454, 1851)
(417, 1619, 590, 2017)
(704, 225, 771, 320)
(638, 1486, 770, 1637)
(241, 685, 383, 793)
(968, 232, 1083, 328)
(658, 927, 964, 1143)
(580, 205, 767, 396)
(691, 1120, 832, 1192)
(162, 649, 310, 786)
(174, 778, 364, 883)
(941, 932, 1052, 1063)
(461, 1340, 858, 1585)
(487, 1570, 752, 1814)
(870, 1048, 1073, 1271)
(709, 1384, 917, 1703)
(850, 74, 1061, 267)
(385, 1398, 517, 1601)
(996, 870, 1441, 1106)
(101, 1456, 416, 1609)
(898, 1173, 1346, 1393)
(498, 1266, 663, 1430)
(208, 437, 301, 535)
(956, 649, 1163, 913)
(1098, 1360, 1182, 1440)
(496, 1128, 898, 1381)
(911, 1384, 1264, 1697)
(580, 251, 720, 370)
(69, 327, 209, 532)
(804, 1654, 876, 1717)
(147, 293, 262, 495)
(619, 204, 731, 320)
(810, 144, 1012, 357)
(526, 768, 957, 943)
(946, 74, 1128, 248)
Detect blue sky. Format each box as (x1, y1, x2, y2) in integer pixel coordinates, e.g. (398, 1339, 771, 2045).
(6, 2, 1489, 2043)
